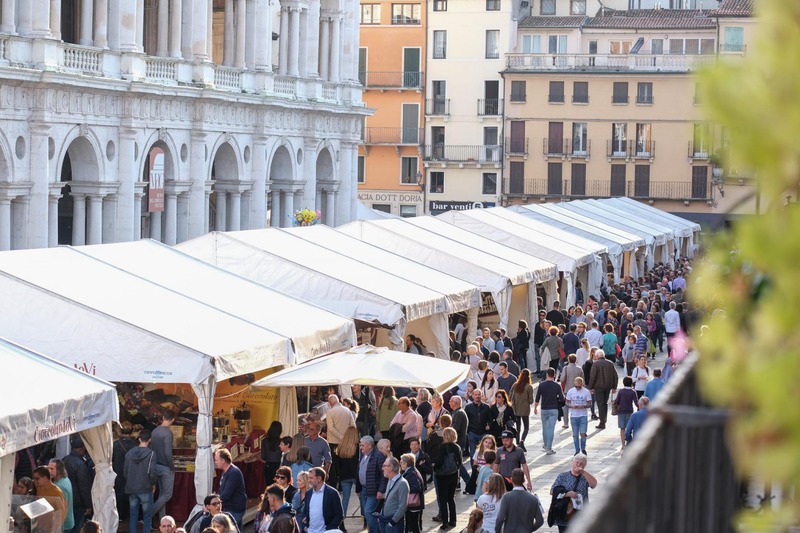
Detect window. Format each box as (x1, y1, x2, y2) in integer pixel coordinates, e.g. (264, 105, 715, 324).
(547, 163, 562, 195)
(429, 172, 444, 193)
(572, 122, 588, 155)
(651, 38, 663, 54)
(486, 0, 501, 10)
(357, 156, 365, 183)
(548, 35, 567, 54)
(360, 4, 381, 24)
(485, 30, 500, 59)
(510, 81, 526, 102)
(669, 39, 684, 55)
(509, 161, 525, 194)
(636, 82, 653, 104)
(693, 123, 711, 157)
(570, 0, 586, 14)
(432, 80, 447, 114)
(399, 205, 417, 217)
(635, 123, 652, 156)
(540, 0, 555, 15)
(570, 163, 586, 196)
(685, 39, 699, 55)
(373, 204, 391, 213)
(588, 40, 597, 54)
(701, 39, 715, 54)
(610, 40, 631, 54)
(691, 166, 709, 199)
(430, 126, 445, 159)
(723, 27, 744, 52)
(572, 81, 588, 103)
(400, 156, 419, 184)
(433, 31, 447, 59)
(403, 48, 421, 87)
(358, 48, 367, 85)
(509, 121, 526, 153)
(548, 122, 564, 154)
(401, 103, 419, 143)
(482, 173, 498, 195)
(611, 123, 627, 156)
(483, 127, 500, 162)
(522, 34, 541, 53)
(634, 165, 650, 197)
(433, 0, 447, 11)
(694, 82, 703, 105)
(610, 164, 626, 196)
(549, 81, 564, 103)
(392, 4, 420, 24)
(612, 82, 628, 104)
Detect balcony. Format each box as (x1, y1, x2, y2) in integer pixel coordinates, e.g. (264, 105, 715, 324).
(627, 180, 711, 200)
(423, 144, 502, 163)
(607, 140, 629, 159)
(630, 140, 656, 159)
(505, 137, 529, 156)
(425, 98, 450, 116)
(688, 142, 711, 160)
(363, 127, 423, 145)
(361, 71, 423, 90)
(543, 138, 569, 157)
(719, 43, 747, 54)
(505, 53, 716, 73)
(477, 99, 503, 116)
(503, 178, 711, 200)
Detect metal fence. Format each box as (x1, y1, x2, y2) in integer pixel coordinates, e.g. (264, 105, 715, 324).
(570, 354, 740, 532)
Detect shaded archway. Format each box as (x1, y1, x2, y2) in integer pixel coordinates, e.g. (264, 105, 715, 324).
(58, 136, 100, 245)
(139, 140, 178, 242)
(315, 148, 337, 225)
(268, 144, 295, 227)
(209, 142, 241, 232)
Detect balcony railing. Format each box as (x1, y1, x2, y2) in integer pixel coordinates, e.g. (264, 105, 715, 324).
(504, 178, 710, 200)
(477, 99, 503, 116)
(423, 144, 502, 163)
(607, 140, 629, 159)
(364, 127, 423, 145)
(62, 44, 101, 75)
(505, 53, 716, 72)
(505, 137, 529, 156)
(630, 140, 656, 159)
(274, 76, 297, 96)
(543, 138, 569, 156)
(571, 139, 591, 158)
(719, 43, 747, 54)
(361, 71, 423, 89)
(688, 142, 712, 160)
(145, 57, 178, 84)
(425, 98, 450, 116)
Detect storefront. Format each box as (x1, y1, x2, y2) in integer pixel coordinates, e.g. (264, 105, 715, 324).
(357, 190, 424, 217)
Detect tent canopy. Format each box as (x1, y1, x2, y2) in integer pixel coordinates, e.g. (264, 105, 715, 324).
(601, 198, 697, 238)
(356, 201, 401, 220)
(282, 225, 481, 313)
(0, 247, 291, 384)
(74, 240, 356, 364)
(0, 338, 119, 457)
(554, 200, 662, 246)
(251, 345, 471, 393)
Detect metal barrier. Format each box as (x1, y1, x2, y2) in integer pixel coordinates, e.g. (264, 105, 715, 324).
(569, 354, 740, 532)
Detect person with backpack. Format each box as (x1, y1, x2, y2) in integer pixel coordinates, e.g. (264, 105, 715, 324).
(432, 427, 462, 529)
(548, 454, 597, 532)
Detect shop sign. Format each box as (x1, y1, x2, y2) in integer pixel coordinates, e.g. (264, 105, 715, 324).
(358, 192, 422, 203)
(33, 415, 76, 443)
(148, 151, 165, 213)
(429, 200, 496, 214)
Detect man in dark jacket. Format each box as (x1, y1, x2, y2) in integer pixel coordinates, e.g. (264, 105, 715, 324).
(63, 435, 93, 533)
(124, 430, 156, 533)
(265, 484, 298, 532)
(587, 349, 619, 430)
(355, 436, 384, 533)
(112, 422, 137, 520)
(464, 389, 491, 460)
(302, 467, 343, 533)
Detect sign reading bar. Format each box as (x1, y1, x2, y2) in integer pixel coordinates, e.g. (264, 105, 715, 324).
(429, 200, 496, 215)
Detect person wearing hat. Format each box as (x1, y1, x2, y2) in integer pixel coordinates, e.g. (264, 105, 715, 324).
(63, 434, 93, 533)
(494, 430, 531, 492)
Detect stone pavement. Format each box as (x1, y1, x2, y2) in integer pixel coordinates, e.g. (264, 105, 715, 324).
(342, 348, 669, 533)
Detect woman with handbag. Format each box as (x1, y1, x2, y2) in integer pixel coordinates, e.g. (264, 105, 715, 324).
(489, 391, 516, 444)
(433, 427, 462, 529)
(400, 453, 425, 533)
(549, 454, 597, 532)
(540, 326, 563, 374)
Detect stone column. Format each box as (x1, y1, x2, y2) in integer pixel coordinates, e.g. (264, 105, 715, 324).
(330, 14, 341, 82)
(240, 191, 251, 230)
(170, 0, 182, 58)
(133, 187, 146, 239)
(188, 133, 208, 239)
(325, 190, 335, 225)
(27, 126, 50, 249)
(288, 8, 300, 76)
(228, 191, 241, 231)
(282, 190, 294, 228)
(107, 0, 120, 50)
(305, 0, 320, 77)
(17, 1, 32, 36)
(204, 183, 213, 233)
(86, 194, 103, 245)
(191, 0, 208, 60)
(102, 195, 117, 243)
(318, 17, 330, 81)
(235, 0, 246, 68)
(251, 138, 267, 228)
(207, 0, 213, 58)
(94, 0, 108, 48)
(1, 0, 16, 34)
(119, 1, 138, 51)
(254, 0, 271, 71)
(157, 0, 169, 56)
(0, 198, 11, 251)
(223, 0, 235, 66)
(163, 191, 178, 245)
(180, 0, 192, 59)
(270, 189, 280, 227)
(79, 0, 93, 45)
(245, 0, 256, 69)
(136, 0, 145, 51)
(47, 186, 60, 247)
(72, 193, 86, 246)
(278, 6, 289, 75)
(150, 211, 162, 241)
(10, 197, 29, 250)
(116, 130, 138, 242)
(297, 8, 307, 76)
(32, 0, 51, 37)
(215, 190, 227, 231)
(49, 0, 61, 38)
(176, 193, 189, 242)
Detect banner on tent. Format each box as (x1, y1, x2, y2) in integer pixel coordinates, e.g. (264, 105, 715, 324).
(478, 293, 500, 332)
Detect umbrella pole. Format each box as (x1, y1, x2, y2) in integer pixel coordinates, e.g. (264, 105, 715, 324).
(307, 385, 310, 413)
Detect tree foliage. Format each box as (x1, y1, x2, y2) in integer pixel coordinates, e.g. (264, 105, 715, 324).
(693, 0, 800, 529)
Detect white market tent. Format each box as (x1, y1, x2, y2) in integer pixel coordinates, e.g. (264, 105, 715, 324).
(283, 224, 482, 356)
(510, 203, 647, 283)
(601, 197, 701, 258)
(177, 230, 457, 358)
(252, 345, 472, 393)
(0, 247, 319, 524)
(356, 201, 401, 220)
(73, 240, 356, 364)
(339, 218, 558, 336)
(0, 339, 119, 533)
(436, 208, 599, 307)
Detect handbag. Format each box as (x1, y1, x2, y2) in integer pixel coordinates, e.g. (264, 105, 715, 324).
(435, 449, 458, 476)
(610, 391, 619, 416)
(407, 492, 421, 507)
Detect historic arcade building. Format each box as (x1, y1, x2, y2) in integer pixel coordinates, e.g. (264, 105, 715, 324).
(0, 0, 366, 250)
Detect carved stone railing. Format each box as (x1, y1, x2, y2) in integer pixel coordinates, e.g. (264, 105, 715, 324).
(62, 44, 101, 75)
(213, 65, 242, 91)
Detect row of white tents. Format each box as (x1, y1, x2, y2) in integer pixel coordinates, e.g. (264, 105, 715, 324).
(0, 198, 699, 532)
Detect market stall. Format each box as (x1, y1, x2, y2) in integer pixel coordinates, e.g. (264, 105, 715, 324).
(0, 338, 118, 533)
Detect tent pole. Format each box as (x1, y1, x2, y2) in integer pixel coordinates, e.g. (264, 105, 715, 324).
(307, 386, 310, 413)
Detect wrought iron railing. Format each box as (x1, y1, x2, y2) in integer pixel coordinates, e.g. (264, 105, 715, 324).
(423, 144, 502, 162)
(361, 71, 423, 89)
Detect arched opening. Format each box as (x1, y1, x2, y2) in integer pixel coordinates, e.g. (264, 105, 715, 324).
(140, 142, 176, 241)
(315, 148, 336, 225)
(209, 142, 240, 232)
(58, 137, 100, 245)
(268, 145, 294, 227)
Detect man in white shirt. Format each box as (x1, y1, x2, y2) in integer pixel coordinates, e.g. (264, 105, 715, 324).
(565, 377, 592, 456)
(304, 467, 343, 533)
(584, 321, 603, 349)
(664, 301, 681, 348)
(325, 394, 355, 449)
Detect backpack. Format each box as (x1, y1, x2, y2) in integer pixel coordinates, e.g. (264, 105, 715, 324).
(435, 448, 459, 477)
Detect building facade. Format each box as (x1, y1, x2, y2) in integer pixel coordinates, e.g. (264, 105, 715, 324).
(0, 0, 366, 251)
(356, 0, 426, 217)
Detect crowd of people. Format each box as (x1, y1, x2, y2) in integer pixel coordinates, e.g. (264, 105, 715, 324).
(10, 261, 693, 533)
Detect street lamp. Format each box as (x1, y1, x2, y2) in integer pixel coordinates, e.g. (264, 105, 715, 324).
(416, 171, 425, 215)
